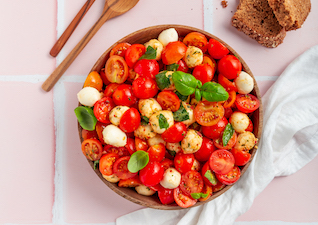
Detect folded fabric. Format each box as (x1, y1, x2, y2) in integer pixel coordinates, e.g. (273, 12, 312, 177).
(117, 45, 318, 225)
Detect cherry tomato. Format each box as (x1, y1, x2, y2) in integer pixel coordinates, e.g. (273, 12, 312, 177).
(161, 122, 187, 143)
(223, 90, 236, 108)
(132, 77, 158, 99)
(112, 84, 137, 107)
(199, 184, 213, 202)
(81, 129, 98, 140)
(99, 153, 120, 176)
(230, 148, 251, 166)
(176, 59, 189, 73)
(174, 187, 197, 208)
(192, 64, 214, 84)
(157, 90, 180, 112)
(133, 59, 160, 79)
(135, 137, 148, 151)
(224, 107, 233, 119)
(218, 74, 238, 92)
(110, 42, 131, 57)
(180, 170, 204, 197)
(83, 71, 103, 91)
(105, 55, 129, 84)
(246, 119, 254, 132)
(103, 144, 130, 157)
(99, 68, 111, 85)
(194, 101, 224, 126)
(158, 186, 175, 205)
(93, 97, 115, 124)
(113, 156, 137, 179)
(104, 83, 119, 97)
(81, 138, 103, 161)
(161, 158, 174, 170)
(183, 32, 208, 52)
(201, 161, 218, 186)
(207, 38, 229, 59)
(147, 143, 166, 162)
(161, 41, 187, 65)
(217, 55, 242, 80)
(212, 180, 226, 192)
(125, 137, 136, 155)
(119, 108, 141, 133)
(194, 137, 215, 162)
(139, 161, 164, 187)
(95, 121, 109, 145)
(209, 149, 235, 175)
(201, 116, 228, 140)
(118, 176, 142, 187)
(174, 153, 195, 174)
(213, 131, 237, 150)
(202, 55, 217, 69)
(215, 166, 241, 185)
(125, 44, 146, 68)
(235, 94, 260, 113)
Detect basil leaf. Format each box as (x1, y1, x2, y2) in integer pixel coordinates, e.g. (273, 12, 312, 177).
(190, 192, 209, 199)
(172, 71, 197, 96)
(222, 123, 235, 146)
(139, 46, 157, 60)
(168, 150, 176, 157)
(175, 90, 188, 101)
(166, 63, 179, 71)
(93, 160, 99, 170)
(74, 106, 97, 131)
(155, 71, 171, 90)
(195, 89, 201, 102)
(204, 170, 217, 185)
(142, 116, 149, 123)
(158, 113, 169, 129)
(173, 103, 190, 122)
(128, 151, 149, 173)
(201, 82, 229, 102)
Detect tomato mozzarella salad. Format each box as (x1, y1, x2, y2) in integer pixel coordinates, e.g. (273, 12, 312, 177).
(75, 28, 260, 208)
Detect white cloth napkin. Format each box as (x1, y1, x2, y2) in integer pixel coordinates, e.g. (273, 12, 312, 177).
(116, 45, 318, 225)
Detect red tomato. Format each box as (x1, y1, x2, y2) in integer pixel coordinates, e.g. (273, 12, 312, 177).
(217, 55, 242, 80)
(218, 74, 238, 92)
(223, 90, 236, 108)
(95, 121, 109, 145)
(207, 38, 229, 59)
(139, 161, 164, 187)
(235, 94, 260, 113)
(110, 42, 131, 57)
(215, 166, 241, 185)
(125, 137, 136, 155)
(118, 177, 142, 187)
(174, 187, 197, 208)
(147, 143, 166, 162)
(81, 129, 98, 140)
(83, 71, 103, 91)
(199, 184, 213, 202)
(119, 108, 141, 133)
(158, 187, 175, 205)
(209, 149, 235, 175)
(174, 153, 195, 174)
(212, 180, 226, 192)
(161, 41, 187, 65)
(135, 137, 148, 151)
(230, 148, 251, 166)
(93, 97, 115, 124)
(161, 122, 187, 143)
(112, 84, 137, 107)
(180, 170, 204, 197)
(201, 116, 228, 140)
(113, 156, 137, 179)
(81, 138, 103, 161)
(194, 137, 215, 162)
(133, 59, 160, 79)
(176, 59, 189, 73)
(183, 32, 208, 52)
(105, 55, 129, 84)
(246, 119, 254, 132)
(213, 132, 237, 150)
(103, 144, 130, 157)
(201, 161, 218, 186)
(194, 101, 224, 126)
(157, 90, 180, 112)
(99, 153, 120, 176)
(99, 68, 111, 86)
(104, 83, 119, 97)
(192, 64, 214, 84)
(125, 44, 146, 68)
(132, 77, 158, 99)
(224, 107, 233, 119)
(161, 158, 174, 170)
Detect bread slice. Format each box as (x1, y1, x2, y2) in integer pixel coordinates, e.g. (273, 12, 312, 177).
(268, 0, 311, 31)
(232, 0, 286, 48)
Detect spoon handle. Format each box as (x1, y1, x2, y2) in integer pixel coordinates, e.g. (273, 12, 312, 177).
(50, 0, 95, 57)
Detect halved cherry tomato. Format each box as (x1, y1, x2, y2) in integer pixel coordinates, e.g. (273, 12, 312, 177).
(133, 59, 159, 79)
(199, 184, 213, 202)
(99, 153, 120, 176)
(201, 116, 228, 140)
(113, 156, 137, 179)
(246, 119, 254, 132)
(176, 59, 189, 73)
(174, 153, 195, 174)
(194, 101, 224, 126)
(119, 108, 141, 133)
(161, 122, 187, 143)
(95, 121, 109, 145)
(110, 42, 131, 57)
(201, 161, 218, 186)
(194, 137, 215, 162)
(125, 137, 136, 155)
(112, 84, 137, 107)
(207, 38, 229, 59)
(212, 180, 226, 192)
(135, 137, 148, 151)
(183, 32, 208, 52)
(218, 74, 238, 92)
(223, 90, 236, 108)
(93, 97, 115, 124)
(81, 138, 103, 161)
(81, 129, 98, 140)
(147, 143, 166, 162)
(158, 186, 175, 205)
(125, 44, 146, 68)
(157, 90, 180, 112)
(217, 55, 242, 80)
(118, 176, 141, 187)
(83, 71, 103, 91)
(235, 94, 260, 113)
(213, 131, 237, 150)
(161, 41, 187, 65)
(192, 63, 214, 84)
(139, 161, 164, 187)
(215, 166, 241, 185)
(105, 55, 129, 84)
(230, 148, 251, 166)
(103, 144, 130, 157)
(104, 83, 119, 97)
(132, 77, 158, 99)
(209, 149, 235, 175)
(180, 170, 204, 197)
(174, 187, 197, 208)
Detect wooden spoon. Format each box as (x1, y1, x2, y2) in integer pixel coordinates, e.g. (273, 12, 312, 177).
(42, 0, 139, 92)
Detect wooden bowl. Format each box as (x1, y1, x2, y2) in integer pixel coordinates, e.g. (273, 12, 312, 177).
(78, 24, 263, 210)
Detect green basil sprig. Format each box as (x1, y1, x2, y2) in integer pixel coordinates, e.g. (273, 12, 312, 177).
(201, 82, 229, 102)
(166, 63, 179, 71)
(191, 192, 209, 199)
(139, 46, 157, 60)
(74, 106, 97, 131)
(172, 71, 197, 96)
(173, 103, 190, 122)
(128, 151, 149, 173)
(204, 170, 217, 185)
(222, 123, 235, 146)
(155, 71, 171, 90)
(158, 113, 169, 129)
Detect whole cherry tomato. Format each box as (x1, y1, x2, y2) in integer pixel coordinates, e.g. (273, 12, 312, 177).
(119, 108, 141, 133)
(183, 32, 208, 52)
(174, 153, 195, 174)
(192, 64, 214, 84)
(158, 186, 175, 205)
(161, 122, 187, 143)
(125, 44, 146, 68)
(194, 137, 215, 162)
(201, 116, 228, 140)
(112, 84, 137, 107)
(161, 41, 187, 65)
(139, 161, 164, 187)
(207, 38, 229, 59)
(147, 143, 166, 162)
(217, 55, 242, 80)
(132, 77, 158, 99)
(83, 71, 103, 91)
(133, 59, 160, 79)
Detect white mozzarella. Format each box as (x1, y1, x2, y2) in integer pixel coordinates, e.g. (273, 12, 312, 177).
(109, 106, 129, 126)
(160, 168, 181, 189)
(77, 87, 102, 107)
(235, 71, 254, 94)
(180, 102, 196, 127)
(184, 46, 203, 68)
(181, 129, 203, 154)
(158, 28, 179, 46)
(144, 39, 163, 60)
(102, 174, 120, 183)
(134, 123, 156, 140)
(234, 131, 257, 151)
(102, 124, 127, 147)
(135, 185, 156, 196)
(149, 110, 174, 134)
(147, 134, 166, 146)
(138, 98, 162, 119)
(166, 142, 182, 153)
(229, 111, 250, 133)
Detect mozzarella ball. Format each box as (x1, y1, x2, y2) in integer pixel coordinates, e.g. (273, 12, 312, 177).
(135, 185, 156, 196)
(134, 123, 156, 140)
(147, 134, 166, 146)
(166, 142, 182, 153)
(102, 174, 120, 183)
(138, 98, 162, 119)
(149, 110, 174, 134)
(109, 106, 130, 126)
(102, 124, 127, 147)
(181, 129, 203, 154)
(229, 111, 250, 133)
(234, 131, 257, 151)
(158, 28, 178, 46)
(235, 71, 254, 94)
(184, 46, 203, 68)
(160, 168, 181, 189)
(180, 102, 196, 127)
(77, 87, 102, 107)
(144, 39, 163, 60)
